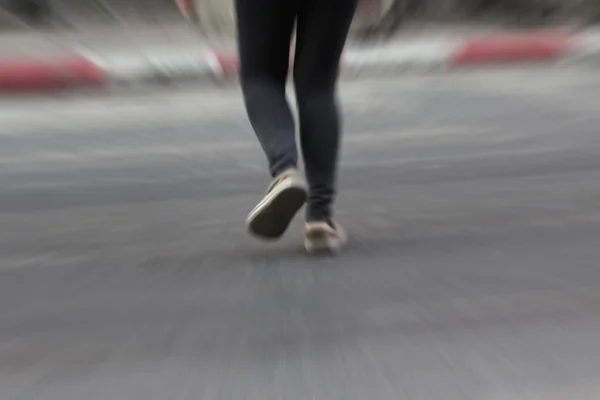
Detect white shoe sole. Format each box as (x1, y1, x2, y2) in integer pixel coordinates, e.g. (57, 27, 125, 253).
(246, 177, 307, 240)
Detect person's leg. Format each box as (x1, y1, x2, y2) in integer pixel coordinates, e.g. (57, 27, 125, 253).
(236, 0, 297, 178)
(293, 0, 357, 251)
(236, 0, 308, 240)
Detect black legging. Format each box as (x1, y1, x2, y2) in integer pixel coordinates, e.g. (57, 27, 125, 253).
(235, 0, 357, 223)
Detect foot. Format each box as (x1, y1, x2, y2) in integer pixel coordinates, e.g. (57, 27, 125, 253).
(304, 221, 347, 254)
(246, 169, 308, 240)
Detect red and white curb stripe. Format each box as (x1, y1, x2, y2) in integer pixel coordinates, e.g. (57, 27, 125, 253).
(0, 31, 598, 92)
(0, 54, 106, 90)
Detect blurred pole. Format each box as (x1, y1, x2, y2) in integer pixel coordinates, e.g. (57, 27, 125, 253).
(175, 0, 192, 20)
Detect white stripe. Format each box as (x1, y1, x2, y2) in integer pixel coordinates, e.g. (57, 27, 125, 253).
(205, 50, 226, 79)
(559, 32, 600, 64)
(342, 39, 459, 76)
(80, 48, 217, 83)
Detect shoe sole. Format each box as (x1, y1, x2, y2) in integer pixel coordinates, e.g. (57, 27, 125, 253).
(247, 181, 307, 240)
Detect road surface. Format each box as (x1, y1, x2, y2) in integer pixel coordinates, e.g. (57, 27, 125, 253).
(1, 68, 600, 399)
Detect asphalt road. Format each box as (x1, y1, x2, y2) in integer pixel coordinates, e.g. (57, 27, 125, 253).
(1, 68, 600, 399)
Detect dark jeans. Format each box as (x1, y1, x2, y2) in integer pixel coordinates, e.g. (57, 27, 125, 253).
(235, 0, 357, 223)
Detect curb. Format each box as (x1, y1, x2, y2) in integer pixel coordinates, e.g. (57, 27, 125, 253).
(450, 32, 574, 65)
(0, 54, 106, 91)
(0, 30, 598, 92)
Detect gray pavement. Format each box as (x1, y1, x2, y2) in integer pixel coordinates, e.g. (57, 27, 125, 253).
(2, 67, 600, 399)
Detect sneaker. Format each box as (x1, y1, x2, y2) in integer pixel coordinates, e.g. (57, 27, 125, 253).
(304, 221, 347, 254)
(246, 169, 308, 240)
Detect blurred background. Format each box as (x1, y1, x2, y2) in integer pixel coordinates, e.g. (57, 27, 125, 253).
(0, 0, 597, 39)
(2, 1, 600, 400)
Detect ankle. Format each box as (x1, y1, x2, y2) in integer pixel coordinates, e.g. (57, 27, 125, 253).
(306, 220, 336, 230)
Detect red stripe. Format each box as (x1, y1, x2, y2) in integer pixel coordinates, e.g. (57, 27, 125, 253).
(214, 52, 239, 77)
(0, 55, 106, 91)
(451, 32, 573, 66)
